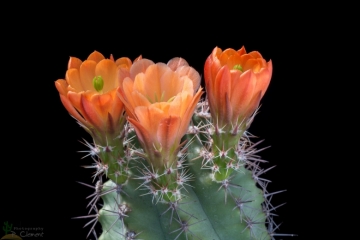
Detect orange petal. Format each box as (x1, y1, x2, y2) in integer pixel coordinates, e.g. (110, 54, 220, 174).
(159, 67, 183, 101)
(243, 59, 261, 72)
(214, 66, 231, 122)
(118, 77, 137, 119)
(108, 88, 124, 124)
(178, 88, 203, 136)
(204, 55, 217, 113)
(135, 105, 164, 137)
(87, 92, 113, 119)
(143, 64, 167, 102)
(230, 70, 256, 122)
(80, 94, 105, 131)
(134, 55, 143, 62)
(130, 59, 154, 79)
(237, 46, 247, 56)
(254, 60, 272, 98)
(79, 60, 97, 91)
(128, 117, 152, 154)
(239, 54, 253, 66)
(219, 48, 238, 65)
(67, 91, 83, 114)
(68, 57, 82, 70)
(95, 59, 118, 93)
(157, 116, 181, 154)
(59, 94, 88, 127)
(115, 57, 132, 69)
(249, 51, 263, 59)
(66, 68, 83, 92)
(87, 51, 105, 63)
(244, 91, 262, 120)
(226, 53, 242, 70)
(117, 67, 131, 86)
(167, 57, 189, 71)
(55, 79, 68, 95)
(175, 65, 201, 93)
(132, 91, 152, 109)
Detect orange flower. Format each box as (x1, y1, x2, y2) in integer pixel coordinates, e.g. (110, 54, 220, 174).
(204, 46, 272, 131)
(118, 58, 202, 169)
(55, 51, 140, 144)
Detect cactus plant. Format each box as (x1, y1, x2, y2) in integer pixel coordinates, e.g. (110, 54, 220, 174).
(55, 48, 295, 239)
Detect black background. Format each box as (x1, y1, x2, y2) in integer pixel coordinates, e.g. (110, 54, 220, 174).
(1, 5, 308, 239)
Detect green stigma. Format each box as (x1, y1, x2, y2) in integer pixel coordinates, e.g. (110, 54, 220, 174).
(233, 64, 243, 71)
(93, 76, 104, 92)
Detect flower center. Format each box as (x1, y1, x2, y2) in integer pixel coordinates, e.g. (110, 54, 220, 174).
(147, 91, 176, 103)
(233, 64, 243, 71)
(93, 76, 104, 93)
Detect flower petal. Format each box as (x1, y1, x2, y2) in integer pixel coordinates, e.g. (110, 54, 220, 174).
(79, 60, 97, 92)
(59, 94, 87, 127)
(175, 65, 201, 93)
(87, 51, 105, 63)
(95, 59, 118, 93)
(68, 57, 82, 70)
(130, 59, 154, 79)
(230, 70, 256, 122)
(115, 57, 132, 69)
(66, 68, 83, 92)
(157, 116, 181, 156)
(167, 57, 188, 70)
(55, 79, 68, 95)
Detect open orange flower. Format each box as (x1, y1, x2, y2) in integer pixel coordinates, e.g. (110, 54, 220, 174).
(204, 46, 272, 131)
(55, 51, 140, 144)
(118, 58, 202, 169)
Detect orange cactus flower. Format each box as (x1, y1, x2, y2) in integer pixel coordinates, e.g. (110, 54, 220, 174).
(118, 58, 202, 169)
(204, 46, 272, 132)
(55, 51, 140, 145)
